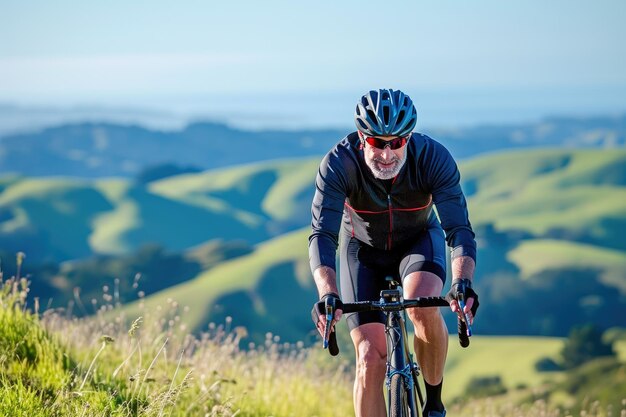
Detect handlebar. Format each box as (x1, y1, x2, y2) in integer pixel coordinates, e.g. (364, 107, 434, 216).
(321, 295, 473, 355)
(341, 296, 449, 313)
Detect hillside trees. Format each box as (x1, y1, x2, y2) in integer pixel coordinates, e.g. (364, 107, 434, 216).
(2, 240, 252, 313)
(560, 324, 616, 369)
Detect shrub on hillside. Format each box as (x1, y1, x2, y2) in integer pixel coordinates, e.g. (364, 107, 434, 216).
(560, 324, 615, 369)
(534, 357, 563, 372)
(552, 357, 626, 414)
(464, 375, 507, 398)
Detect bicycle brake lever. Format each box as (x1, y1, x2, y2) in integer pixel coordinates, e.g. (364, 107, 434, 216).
(458, 297, 472, 337)
(322, 297, 335, 349)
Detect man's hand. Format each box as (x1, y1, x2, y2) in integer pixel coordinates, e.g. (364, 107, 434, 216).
(445, 278, 479, 325)
(311, 292, 343, 337)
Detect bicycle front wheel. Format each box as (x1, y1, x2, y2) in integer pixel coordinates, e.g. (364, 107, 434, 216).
(388, 374, 411, 417)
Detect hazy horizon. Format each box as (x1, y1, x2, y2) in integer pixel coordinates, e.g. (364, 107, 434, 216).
(2, 1, 625, 132)
(1, 83, 625, 136)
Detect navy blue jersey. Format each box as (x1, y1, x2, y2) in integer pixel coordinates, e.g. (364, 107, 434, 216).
(309, 131, 476, 273)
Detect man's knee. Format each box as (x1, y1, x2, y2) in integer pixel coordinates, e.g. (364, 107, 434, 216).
(356, 337, 386, 365)
(406, 307, 442, 328)
(351, 325, 387, 376)
(355, 339, 386, 381)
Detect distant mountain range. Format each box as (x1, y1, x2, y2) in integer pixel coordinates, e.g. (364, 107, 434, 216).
(1, 114, 624, 178)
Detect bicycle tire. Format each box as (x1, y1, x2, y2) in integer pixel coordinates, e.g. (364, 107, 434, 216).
(389, 373, 408, 417)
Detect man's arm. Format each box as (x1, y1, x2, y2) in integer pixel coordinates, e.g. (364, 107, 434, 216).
(450, 255, 477, 322)
(313, 265, 340, 298)
(309, 149, 349, 334)
(451, 255, 475, 282)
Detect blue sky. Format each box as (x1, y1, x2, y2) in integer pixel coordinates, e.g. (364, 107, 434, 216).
(1, 0, 625, 128)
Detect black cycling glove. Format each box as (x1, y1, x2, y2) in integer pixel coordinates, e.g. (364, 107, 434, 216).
(310, 292, 343, 325)
(311, 293, 343, 356)
(445, 278, 479, 317)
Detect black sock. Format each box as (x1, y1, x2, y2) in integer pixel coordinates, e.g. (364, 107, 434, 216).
(423, 378, 444, 413)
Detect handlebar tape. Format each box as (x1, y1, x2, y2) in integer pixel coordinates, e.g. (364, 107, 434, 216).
(457, 297, 471, 348)
(328, 331, 339, 356)
(458, 318, 470, 348)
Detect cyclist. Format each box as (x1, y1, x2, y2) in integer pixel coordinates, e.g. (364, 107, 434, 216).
(309, 89, 479, 417)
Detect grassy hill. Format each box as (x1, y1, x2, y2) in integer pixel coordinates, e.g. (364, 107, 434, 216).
(0, 157, 319, 263)
(2, 270, 623, 416)
(444, 336, 565, 399)
(0, 177, 258, 262)
(461, 149, 626, 250)
(121, 227, 316, 343)
(4, 147, 624, 262)
(508, 239, 626, 292)
(148, 157, 319, 235)
(116, 148, 626, 340)
(1, 148, 626, 339)
(2, 147, 626, 415)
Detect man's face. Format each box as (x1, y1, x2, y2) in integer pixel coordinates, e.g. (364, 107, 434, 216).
(360, 132, 409, 180)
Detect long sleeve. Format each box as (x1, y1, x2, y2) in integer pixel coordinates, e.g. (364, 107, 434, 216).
(309, 151, 349, 272)
(423, 140, 476, 262)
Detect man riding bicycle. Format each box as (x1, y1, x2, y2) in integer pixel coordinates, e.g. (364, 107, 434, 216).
(309, 89, 479, 417)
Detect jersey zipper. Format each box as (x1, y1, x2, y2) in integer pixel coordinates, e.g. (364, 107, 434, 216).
(387, 176, 398, 250)
(387, 194, 393, 250)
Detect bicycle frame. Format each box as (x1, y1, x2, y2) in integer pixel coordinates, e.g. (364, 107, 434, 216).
(383, 288, 422, 416)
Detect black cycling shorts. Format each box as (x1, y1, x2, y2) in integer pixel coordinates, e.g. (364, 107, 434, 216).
(339, 228, 447, 331)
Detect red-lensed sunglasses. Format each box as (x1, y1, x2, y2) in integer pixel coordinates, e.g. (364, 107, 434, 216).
(361, 134, 410, 150)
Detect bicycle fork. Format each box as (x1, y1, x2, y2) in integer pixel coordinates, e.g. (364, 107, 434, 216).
(385, 311, 421, 415)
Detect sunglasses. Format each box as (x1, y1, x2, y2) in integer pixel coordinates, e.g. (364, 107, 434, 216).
(361, 134, 410, 150)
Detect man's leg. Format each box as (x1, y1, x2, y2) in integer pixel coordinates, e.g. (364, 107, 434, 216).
(350, 322, 387, 417)
(403, 271, 448, 414)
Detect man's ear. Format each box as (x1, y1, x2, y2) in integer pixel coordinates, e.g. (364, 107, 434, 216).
(357, 132, 365, 150)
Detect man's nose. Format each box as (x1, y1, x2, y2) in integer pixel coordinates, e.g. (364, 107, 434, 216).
(380, 146, 393, 159)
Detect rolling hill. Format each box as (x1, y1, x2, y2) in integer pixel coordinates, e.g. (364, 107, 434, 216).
(111, 148, 626, 341)
(461, 149, 626, 250)
(1, 147, 625, 340)
(0, 158, 319, 264)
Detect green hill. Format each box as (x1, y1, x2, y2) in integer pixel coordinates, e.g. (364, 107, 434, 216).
(6, 275, 623, 416)
(461, 149, 626, 250)
(0, 177, 259, 262)
(507, 239, 626, 292)
(121, 148, 626, 339)
(148, 157, 319, 235)
(444, 336, 565, 399)
(122, 227, 316, 342)
(2, 148, 626, 340)
(0, 158, 319, 264)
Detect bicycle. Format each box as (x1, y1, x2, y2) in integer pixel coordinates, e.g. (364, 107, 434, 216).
(320, 278, 472, 417)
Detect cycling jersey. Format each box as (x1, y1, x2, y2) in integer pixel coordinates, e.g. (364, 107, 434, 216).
(309, 132, 476, 273)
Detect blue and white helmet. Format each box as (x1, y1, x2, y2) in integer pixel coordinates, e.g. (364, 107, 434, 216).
(354, 89, 417, 137)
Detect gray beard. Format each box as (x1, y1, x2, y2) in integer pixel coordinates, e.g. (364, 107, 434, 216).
(365, 151, 407, 180)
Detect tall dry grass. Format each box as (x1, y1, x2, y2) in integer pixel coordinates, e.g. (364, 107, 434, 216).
(1, 259, 624, 416)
